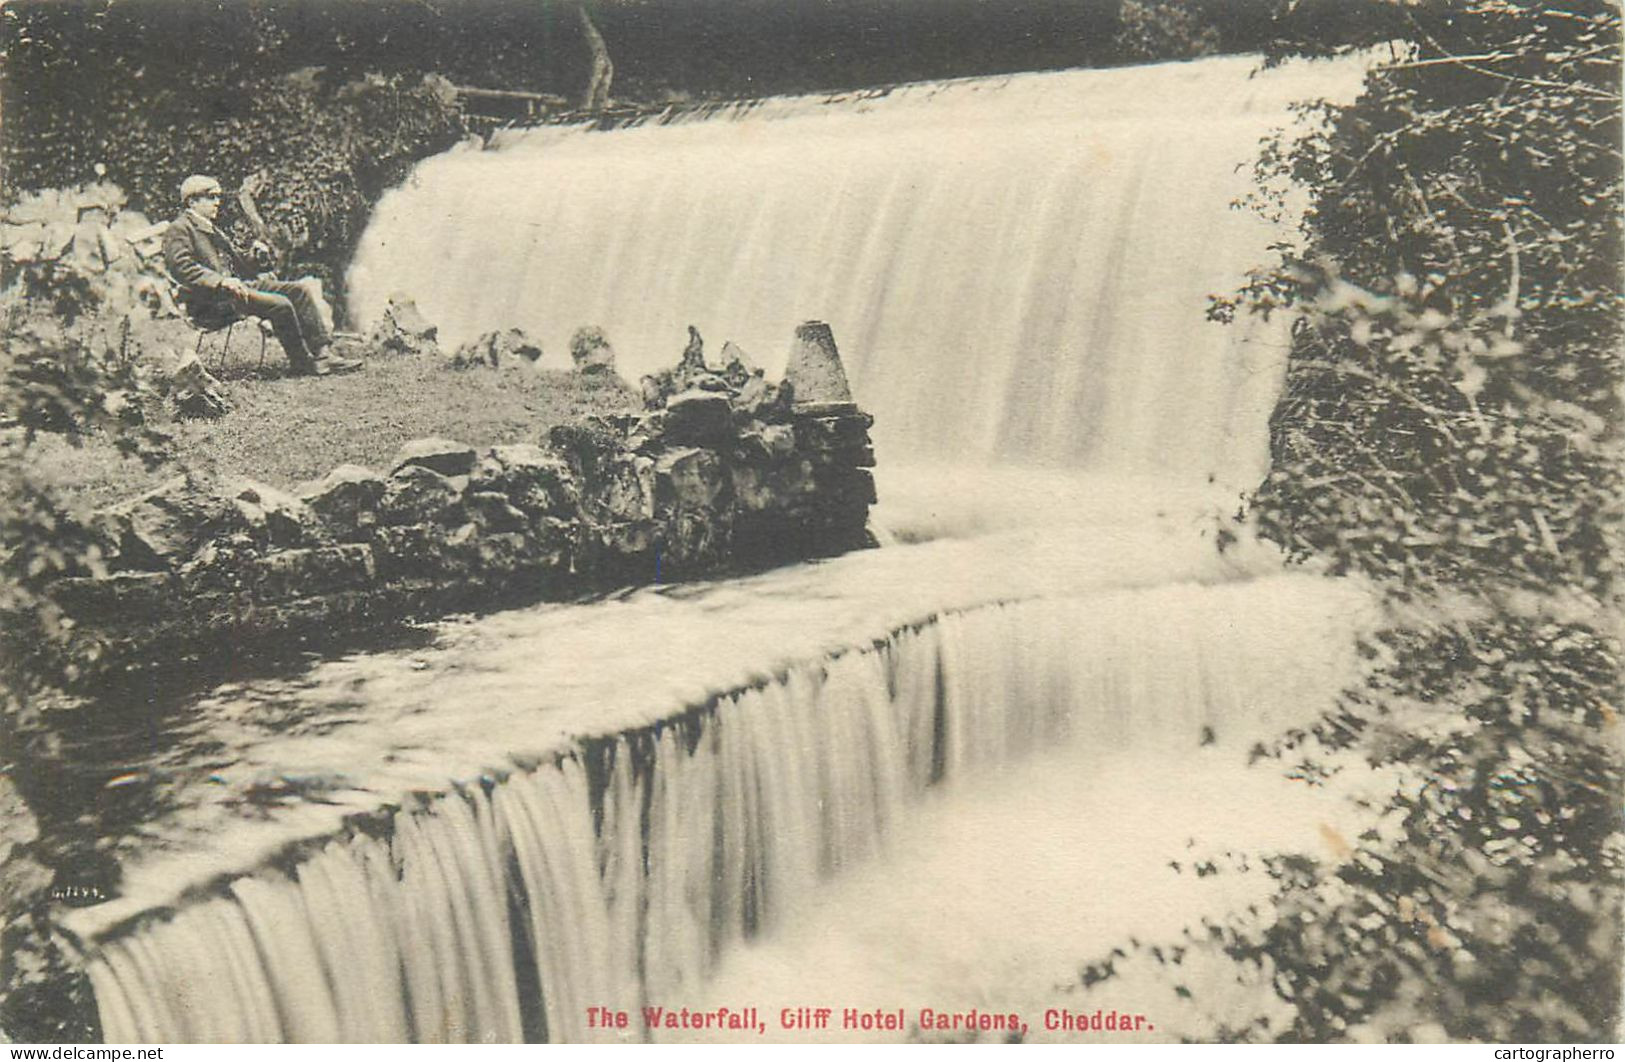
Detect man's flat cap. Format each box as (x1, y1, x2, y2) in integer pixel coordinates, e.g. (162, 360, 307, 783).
(179, 174, 223, 201)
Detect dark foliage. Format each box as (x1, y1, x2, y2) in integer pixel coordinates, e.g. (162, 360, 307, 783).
(1211, 0, 1623, 1042)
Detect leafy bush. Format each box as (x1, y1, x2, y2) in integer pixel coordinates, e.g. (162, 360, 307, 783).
(1206, 0, 1623, 1042)
(0, 309, 172, 698)
(2, 19, 466, 314)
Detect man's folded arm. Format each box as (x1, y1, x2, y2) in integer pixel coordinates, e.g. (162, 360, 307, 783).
(162, 226, 232, 292)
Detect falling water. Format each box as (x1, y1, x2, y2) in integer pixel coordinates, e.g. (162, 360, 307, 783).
(350, 54, 1366, 481)
(85, 577, 1372, 1043)
(68, 55, 1380, 1043)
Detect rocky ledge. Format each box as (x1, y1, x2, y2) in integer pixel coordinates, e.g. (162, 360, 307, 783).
(40, 322, 877, 687)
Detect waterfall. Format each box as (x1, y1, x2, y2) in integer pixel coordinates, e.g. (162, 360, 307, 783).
(349, 55, 1366, 481)
(85, 577, 1369, 1043)
(73, 55, 1381, 1044)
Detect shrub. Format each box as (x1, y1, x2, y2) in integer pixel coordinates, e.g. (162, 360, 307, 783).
(1207, 0, 1623, 1041)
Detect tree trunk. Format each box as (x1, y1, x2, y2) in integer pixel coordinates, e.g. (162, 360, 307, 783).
(576, 1, 614, 113)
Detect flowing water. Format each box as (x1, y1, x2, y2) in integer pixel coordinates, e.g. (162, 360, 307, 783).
(60, 54, 1379, 1042)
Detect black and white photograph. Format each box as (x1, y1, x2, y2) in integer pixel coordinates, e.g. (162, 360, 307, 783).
(0, 0, 1619, 1047)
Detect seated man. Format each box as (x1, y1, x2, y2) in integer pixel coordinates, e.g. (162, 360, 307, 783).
(163, 174, 360, 376)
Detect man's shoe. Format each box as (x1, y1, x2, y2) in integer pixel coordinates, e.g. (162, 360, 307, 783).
(316, 355, 363, 374)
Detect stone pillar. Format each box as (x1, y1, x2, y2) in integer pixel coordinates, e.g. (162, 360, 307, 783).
(783, 322, 876, 552)
(783, 320, 856, 413)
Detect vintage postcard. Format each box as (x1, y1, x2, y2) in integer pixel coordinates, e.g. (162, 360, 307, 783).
(0, 0, 1618, 1048)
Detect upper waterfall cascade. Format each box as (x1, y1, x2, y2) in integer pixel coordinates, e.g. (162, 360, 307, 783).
(349, 55, 1367, 483)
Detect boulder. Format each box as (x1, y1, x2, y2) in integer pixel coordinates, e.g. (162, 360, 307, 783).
(2, 222, 45, 262)
(390, 437, 478, 478)
(730, 373, 776, 420)
(380, 464, 464, 526)
(654, 447, 726, 510)
(625, 412, 666, 454)
(717, 341, 756, 387)
(368, 523, 455, 581)
(368, 293, 440, 357)
(247, 544, 376, 601)
(168, 354, 230, 420)
(465, 491, 528, 533)
(102, 474, 250, 571)
(297, 464, 385, 538)
(451, 327, 543, 370)
(45, 572, 172, 625)
(734, 423, 798, 464)
(793, 411, 875, 454)
(470, 444, 577, 517)
(662, 508, 729, 570)
(596, 455, 656, 523)
(469, 531, 537, 576)
(662, 389, 734, 447)
(569, 326, 617, 374)
(224, 477, 322, 549)
(729, 464, 775, 513)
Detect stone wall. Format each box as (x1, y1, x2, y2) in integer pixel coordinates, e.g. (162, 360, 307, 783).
(40, 322, 877, 686)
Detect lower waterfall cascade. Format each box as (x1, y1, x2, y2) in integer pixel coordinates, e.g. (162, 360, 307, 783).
(85, 578, 1373, 1043)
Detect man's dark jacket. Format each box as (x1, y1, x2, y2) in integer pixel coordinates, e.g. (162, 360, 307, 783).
(162, 211, 248, 309)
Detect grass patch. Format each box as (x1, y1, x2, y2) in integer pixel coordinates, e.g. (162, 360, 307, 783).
(27, 337, 640, 510)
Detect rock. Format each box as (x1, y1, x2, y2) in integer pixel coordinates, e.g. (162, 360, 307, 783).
(663, 389, 734, 446)
(761, 424, 798, 458)
(654, 447, 726, 509)
(470, 531, 536, 575)
(718, 341, 756, 386)
(224, 477, 321, 549)
(47, 572, 172, 623)
(103, 474, 249, 571)
(729, 464, 774, 512)
(470, 444, 577, 517)
(2, 222, 45, 262)
(662, 508, 729, 570)
(679, 325, 705, 371)
(390, 437, 478, 478)
(783, 320, 856, 411)
(297, 464, 385, 538)
(730, 373, 774, 419)
(247, 545, 376, 601)
(108, 209, 154, 237)
(569, 326, 617, 374)
(369, 523, 454, 581)
(793, 411, 876, 454)
(368, 293, 440, 357)
(625, 412, 666, 454)
(598, 455, 656, 523)
(465, 491, 528, 533)
(380, 464, 464, 526)
(74, 182, 126, 216)
(451, 327, 542, 370)
(168, 354, 229, 420)
(735, 423, 798, 463)
(597, 520, 655, 558)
